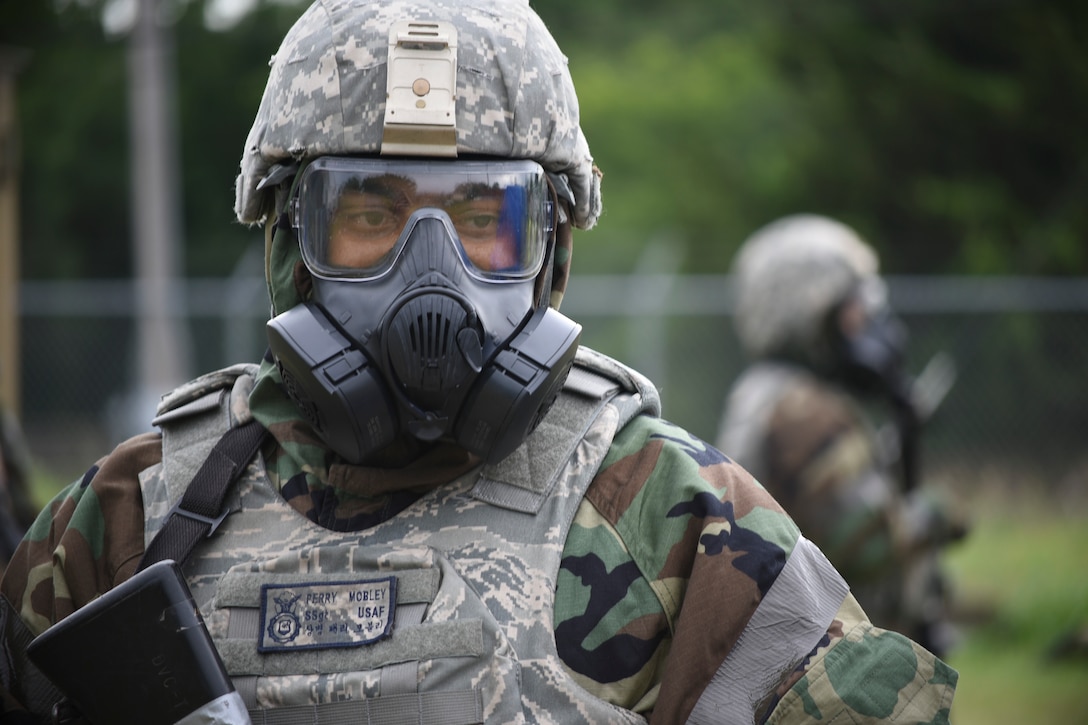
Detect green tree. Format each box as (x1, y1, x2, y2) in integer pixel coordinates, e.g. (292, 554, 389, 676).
(3, 1, 300, 280)
(751, 0, 1088, 274)
(3, 2, 129, 279)
(6, 0, 1088, 278)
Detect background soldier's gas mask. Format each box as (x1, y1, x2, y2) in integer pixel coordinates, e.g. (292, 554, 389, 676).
(827, 278, 910, 402)
(267, 157, 581, 464)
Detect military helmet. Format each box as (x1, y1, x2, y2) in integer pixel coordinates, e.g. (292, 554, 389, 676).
(234, 0, 601, 231)
(731, 214, 884, 365)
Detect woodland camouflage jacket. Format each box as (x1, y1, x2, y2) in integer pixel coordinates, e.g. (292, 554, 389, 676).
(1, 354, 957, 724)
(717, 360, 966, 653)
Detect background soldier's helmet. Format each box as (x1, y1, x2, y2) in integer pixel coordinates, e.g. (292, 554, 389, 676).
(731, 213, 884, 368)
(234, 0, 601, 232)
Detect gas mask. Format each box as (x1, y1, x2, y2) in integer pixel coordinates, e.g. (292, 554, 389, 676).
(835, 310, 910, 399)
(829, 279, 910, 402)
(830, 282, 929, 490)
(267, 157, 581, 464)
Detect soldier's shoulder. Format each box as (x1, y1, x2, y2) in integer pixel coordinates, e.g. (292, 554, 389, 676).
(598, 415, 795, 537)
(154, 363, 260, 423)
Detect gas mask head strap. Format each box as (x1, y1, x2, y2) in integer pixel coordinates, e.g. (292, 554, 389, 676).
(543, 172, 575, 310)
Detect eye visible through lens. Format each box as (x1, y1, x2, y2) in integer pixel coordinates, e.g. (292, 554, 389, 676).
(303, 162, 544, 279)
(327, 190, 404, 269)
(446, 195, 515, 272)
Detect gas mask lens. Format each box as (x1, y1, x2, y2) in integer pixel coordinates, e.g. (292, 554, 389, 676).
(294, 157, 553, 281)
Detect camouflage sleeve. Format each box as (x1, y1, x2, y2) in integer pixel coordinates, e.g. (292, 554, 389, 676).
(762, 594, 958, 724)
(558, 414, 808, 720)
(0, 431, 160, 718)
(556, 414, 957, 724)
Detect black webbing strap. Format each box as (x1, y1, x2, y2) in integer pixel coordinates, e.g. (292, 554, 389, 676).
(0, 595, 65, 721)
(137, 418, 268, 572)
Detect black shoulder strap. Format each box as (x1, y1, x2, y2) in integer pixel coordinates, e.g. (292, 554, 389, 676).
(136, 418, 268, 572)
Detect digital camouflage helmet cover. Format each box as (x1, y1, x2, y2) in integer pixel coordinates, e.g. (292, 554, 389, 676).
(237, 0, 601, 465)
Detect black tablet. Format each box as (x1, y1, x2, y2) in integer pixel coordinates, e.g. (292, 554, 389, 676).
(26, 559, 236, 725)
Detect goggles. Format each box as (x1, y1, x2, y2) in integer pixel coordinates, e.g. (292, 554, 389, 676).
(292, 157, 554, 281)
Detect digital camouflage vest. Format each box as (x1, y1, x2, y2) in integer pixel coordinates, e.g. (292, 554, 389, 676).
(140, 348, 660, 724)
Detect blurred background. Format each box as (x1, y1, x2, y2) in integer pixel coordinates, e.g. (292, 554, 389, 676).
(1, 0, 1085, 722)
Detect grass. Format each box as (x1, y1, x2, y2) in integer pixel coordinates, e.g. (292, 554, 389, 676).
(941, 485, 1088, 724)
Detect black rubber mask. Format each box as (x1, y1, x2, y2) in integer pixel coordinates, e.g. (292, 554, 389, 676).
(267, 207, 580, 465)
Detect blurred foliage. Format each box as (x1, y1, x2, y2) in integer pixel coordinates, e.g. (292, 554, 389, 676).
(1, 0, 300, 278)
(2, 1, 129, 279)
(750, 0, 1088, 275)
(2, 0, 1086, 278)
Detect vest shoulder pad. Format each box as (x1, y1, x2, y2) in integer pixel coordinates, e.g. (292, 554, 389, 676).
(472, 347, 661, 514)
(152, 363, 262, 426)
(571, 346, 661, 419)
(148, 364, 262, 509)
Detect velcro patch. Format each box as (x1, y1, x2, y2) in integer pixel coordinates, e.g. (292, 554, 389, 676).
(258, 576, 397, 652)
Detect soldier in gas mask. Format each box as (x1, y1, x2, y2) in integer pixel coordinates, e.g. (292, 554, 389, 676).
(718, 213, 966, 658)
(1, 4, 957, 724)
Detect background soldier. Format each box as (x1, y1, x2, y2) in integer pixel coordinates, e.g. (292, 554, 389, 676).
(2, 4, 956, 723)
(717, 213, 967, 658)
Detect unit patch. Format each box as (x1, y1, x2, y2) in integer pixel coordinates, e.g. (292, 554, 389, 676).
(258, 576, 397, 652)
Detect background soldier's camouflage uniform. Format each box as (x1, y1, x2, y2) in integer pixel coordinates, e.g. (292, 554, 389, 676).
(719, 362, 959, 653)
(718, 215, 965, 657)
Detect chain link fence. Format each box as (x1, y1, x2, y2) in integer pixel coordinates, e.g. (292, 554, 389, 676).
(16, 271, 1088, 502)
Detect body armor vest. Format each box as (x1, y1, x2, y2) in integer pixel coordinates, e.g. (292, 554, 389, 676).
(140, 347, 660, 724)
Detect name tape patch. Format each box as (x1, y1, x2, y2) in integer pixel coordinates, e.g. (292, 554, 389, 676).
(258, 576, 397, 652)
